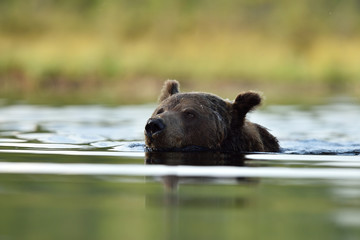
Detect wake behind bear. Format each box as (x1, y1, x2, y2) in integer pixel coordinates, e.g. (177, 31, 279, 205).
(145, 80, 280, 152)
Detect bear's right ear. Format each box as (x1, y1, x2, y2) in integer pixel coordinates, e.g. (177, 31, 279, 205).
(158, 80, 180, 102)
(231, 91, 262, 125)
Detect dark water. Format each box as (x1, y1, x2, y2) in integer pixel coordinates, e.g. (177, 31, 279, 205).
(0, 103, 359, 240)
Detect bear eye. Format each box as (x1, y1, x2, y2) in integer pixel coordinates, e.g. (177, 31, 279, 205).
(183, 109, 196, 119)
(156, 108, 164, 115)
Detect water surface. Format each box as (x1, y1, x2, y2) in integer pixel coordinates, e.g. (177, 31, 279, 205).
(0, 103, 359, 240)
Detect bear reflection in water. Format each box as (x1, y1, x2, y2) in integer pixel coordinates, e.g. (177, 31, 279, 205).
(145, 151, 246, 166)
(145, 80, 279, 153)
(145, 151, 255, 209)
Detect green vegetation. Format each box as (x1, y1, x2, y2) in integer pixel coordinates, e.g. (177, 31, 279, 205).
(0, 0, 360, 104)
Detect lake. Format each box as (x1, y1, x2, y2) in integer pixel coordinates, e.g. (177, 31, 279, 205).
(0, 102, 359, 240)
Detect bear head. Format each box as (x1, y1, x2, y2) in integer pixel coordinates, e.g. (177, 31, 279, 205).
(144, 80, 263, 151)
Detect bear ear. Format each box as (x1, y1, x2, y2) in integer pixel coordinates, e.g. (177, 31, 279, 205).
(232, 91, 262, 122)
(158, 80, 180, 102)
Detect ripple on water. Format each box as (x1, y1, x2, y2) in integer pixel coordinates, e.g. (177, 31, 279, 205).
(17, 133, 106, 144)
(0, 142, 88, 149)
(281, 139, 360, 155)
(0, 161, 359, 180)
(0, 103, 359, 156)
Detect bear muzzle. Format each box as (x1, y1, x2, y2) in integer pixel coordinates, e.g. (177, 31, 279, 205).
(145, 118, 166, 139)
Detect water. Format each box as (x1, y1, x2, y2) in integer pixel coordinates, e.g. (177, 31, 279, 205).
(0, 103, 359, 240)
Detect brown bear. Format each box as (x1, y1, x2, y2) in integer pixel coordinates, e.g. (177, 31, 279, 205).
(144, 80, 280, 152)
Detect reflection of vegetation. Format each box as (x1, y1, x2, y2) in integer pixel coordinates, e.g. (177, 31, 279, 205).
(0, 172, 346, 240)
(0, 0, 359, 104)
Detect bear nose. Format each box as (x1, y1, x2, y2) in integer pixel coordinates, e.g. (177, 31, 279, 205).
(145, 118, 165, 137)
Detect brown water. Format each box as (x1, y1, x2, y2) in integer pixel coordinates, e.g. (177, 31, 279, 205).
(0, 103, 359, 240)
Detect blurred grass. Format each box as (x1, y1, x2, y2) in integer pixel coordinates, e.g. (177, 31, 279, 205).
(0, 0, 360, 105)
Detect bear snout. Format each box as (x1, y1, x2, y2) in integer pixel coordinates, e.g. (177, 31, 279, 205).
(145, 118, 166, 138)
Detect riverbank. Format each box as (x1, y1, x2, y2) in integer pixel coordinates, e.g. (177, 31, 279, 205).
(1, 0, 360, 105)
